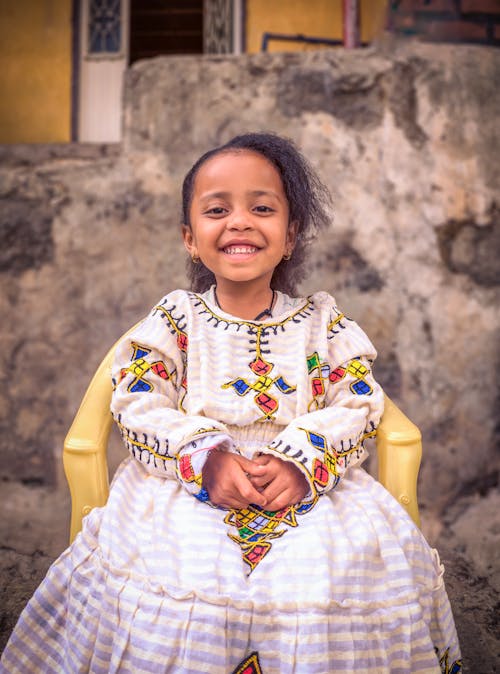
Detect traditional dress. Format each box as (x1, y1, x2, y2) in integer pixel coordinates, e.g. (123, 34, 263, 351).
(1, 288, 461, 674)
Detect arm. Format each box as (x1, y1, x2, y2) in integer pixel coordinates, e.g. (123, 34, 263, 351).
(258, 313, 384, 501)
(110, 301, 235, 493)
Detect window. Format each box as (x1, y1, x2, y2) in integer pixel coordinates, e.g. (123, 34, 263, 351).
(87, 0, 124, 56)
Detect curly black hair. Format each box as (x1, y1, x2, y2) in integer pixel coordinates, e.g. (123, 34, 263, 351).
(181, 132, 332, 295)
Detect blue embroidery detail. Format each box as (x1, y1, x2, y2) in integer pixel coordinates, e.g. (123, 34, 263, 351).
(130, 379, 153, 393)
(308, 432, 327, 450)
(274, 376, 294, 393)
(232, 379, 251, 395)
(351, 380, 372, 395)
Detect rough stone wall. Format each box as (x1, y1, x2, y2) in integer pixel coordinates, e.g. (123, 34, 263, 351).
(0, 41, 498, 519)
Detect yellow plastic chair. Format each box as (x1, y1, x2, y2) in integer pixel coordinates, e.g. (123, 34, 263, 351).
(63, 328, 422, 543)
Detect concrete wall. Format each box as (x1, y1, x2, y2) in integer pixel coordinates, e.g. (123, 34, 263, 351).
(0, 41, 498, 521)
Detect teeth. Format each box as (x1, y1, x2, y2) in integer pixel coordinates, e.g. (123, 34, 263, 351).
(224, 246, 257, 254)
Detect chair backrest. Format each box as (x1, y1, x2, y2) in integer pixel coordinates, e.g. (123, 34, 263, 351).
(63, 328, 422, 543)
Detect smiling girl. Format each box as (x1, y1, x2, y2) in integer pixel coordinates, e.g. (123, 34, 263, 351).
(1, 133, 461, 673)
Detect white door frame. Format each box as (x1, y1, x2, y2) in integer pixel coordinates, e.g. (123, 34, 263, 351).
(78, 0, 130, 142)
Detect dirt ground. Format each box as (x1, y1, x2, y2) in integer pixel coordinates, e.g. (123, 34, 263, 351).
(1, 479, 499, 672)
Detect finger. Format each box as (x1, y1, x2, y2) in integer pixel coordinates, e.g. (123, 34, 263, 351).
(234, 473, 267, 507)
(249, 461, 281, 484)
(264, 488, 302, 512)
(252, 453, 272, 466)
(210, 485, 255, 510)
(233, 454, 268, 477)
(262, 493, 288, 512)
(248, 474, 271, 489)
(264, 497, 286, 512)
(218, 497, 250, 510)
(260, 479, 285, 507)
(260, 474, 306, 506)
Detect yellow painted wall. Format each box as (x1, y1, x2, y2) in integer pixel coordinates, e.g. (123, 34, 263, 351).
(246, 0, 388, 53)
(0, 0, 72, 143)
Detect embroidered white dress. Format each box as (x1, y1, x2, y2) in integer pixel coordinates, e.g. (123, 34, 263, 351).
(1, 289, 461, 674)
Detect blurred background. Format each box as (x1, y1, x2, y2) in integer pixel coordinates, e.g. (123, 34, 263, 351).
(2, 0, 499, 144)
(1, 1, 499, 670)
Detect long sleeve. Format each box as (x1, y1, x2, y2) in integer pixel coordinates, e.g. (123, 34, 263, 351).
(261, 305, 384, 498)
(110, 295, 235, 486)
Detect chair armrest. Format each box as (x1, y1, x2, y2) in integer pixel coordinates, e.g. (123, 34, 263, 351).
(63, 322, 141, 543)
(63, 344, 115, 543)
(377, 394, 422, 527)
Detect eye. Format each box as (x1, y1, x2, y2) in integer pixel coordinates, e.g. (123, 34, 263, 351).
(253, 205, 274, 214)
(204, 206, 227, 216)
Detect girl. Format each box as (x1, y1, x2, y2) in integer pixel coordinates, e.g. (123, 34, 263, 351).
(1, 133, 461, 673)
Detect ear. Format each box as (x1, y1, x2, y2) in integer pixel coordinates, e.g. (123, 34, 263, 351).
(286, 220, 298, 255)
(182, 224, 198, 258)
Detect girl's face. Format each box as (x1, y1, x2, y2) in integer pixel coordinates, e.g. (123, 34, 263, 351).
(183, 150, 296, 293)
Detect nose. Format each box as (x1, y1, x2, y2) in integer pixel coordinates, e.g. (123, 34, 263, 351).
(227, 209, 252, 230)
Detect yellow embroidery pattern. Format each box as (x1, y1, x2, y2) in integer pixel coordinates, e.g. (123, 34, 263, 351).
(225, 497, 318, 574)
(222, 330, 296, 420)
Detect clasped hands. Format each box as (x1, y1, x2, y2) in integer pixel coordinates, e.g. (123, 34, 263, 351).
(202, 450, 309, 511)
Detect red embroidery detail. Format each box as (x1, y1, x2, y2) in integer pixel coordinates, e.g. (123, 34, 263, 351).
(255, 393, 278, 415)
(329, 366, 346, 383)
(179, 455, 194, 481)
(151, 362, 168, 379)
(312, 377, 324, 396)
(313, 458, 329, 486)
(246, 543, 271, 566)
(177, 333, 188, 351)
(231, 651, 263, 674)
(249, 357, 273, 375)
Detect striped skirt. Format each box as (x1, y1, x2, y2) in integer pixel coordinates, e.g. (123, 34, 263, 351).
(0, 458, 461, 673)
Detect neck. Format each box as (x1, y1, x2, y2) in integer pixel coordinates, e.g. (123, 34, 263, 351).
(213, 282, 275, 320)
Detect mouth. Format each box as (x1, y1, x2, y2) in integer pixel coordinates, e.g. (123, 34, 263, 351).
(222, 245, 259, 255)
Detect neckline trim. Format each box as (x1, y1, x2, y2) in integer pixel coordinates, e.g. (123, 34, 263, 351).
(213, 287, 276, 322)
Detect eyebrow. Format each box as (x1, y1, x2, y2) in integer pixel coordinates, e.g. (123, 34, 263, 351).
(199, 189, 281, 200)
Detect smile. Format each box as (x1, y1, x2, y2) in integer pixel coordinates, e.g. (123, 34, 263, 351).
(223, 246, 259, 254)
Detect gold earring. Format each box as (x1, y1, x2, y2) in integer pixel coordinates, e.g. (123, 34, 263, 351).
(192, 255, 200, 264)
(283, 252, 292, 261)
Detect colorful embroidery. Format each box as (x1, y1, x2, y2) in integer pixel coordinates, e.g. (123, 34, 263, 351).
(193, 293, 313, 333)
(178, 454, 196, 482)
(177, 429, 223, 492)
(307, 352, 331, 411)
(232, 652, 263, 674)
(114, 415, 174, 470)
(346, 358, 373, 395)
(153, 295, 317, 418)
(266, 438, 308, 467)
(327, 305, 347, 337)
(298, 425, 377, 494)
(437, 647, 462, 674)
(306, 352, 372, 410)
(195, 487, 210, 502)
(225, 498, 317, 574)
(329, 365, 347, 383)
(154, 302, 189, 410)
(120, 342, 174, 393)
(154, 303, 189, 349)
(223, 337, 296, 421)
(300, 428, 340, 489)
